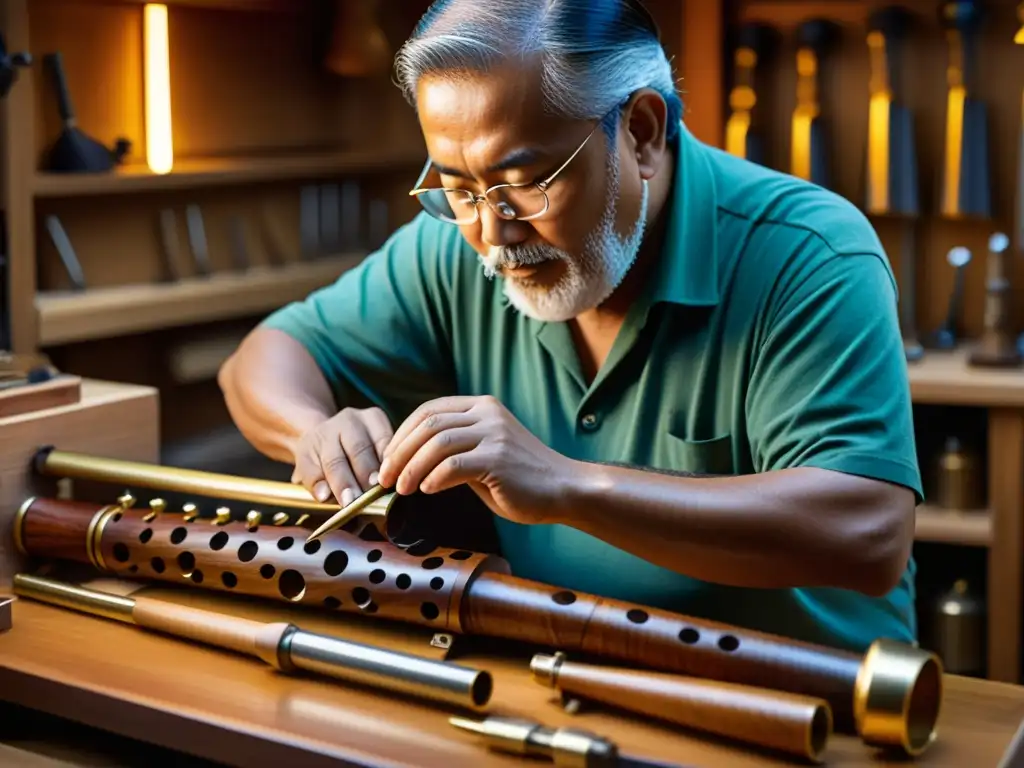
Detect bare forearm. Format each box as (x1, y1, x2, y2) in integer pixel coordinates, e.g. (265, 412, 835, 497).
(559, 463, 914, 596)
(218, 328, 337, 462)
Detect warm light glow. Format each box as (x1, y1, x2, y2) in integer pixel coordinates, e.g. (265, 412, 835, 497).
(144, 4, 173, 175)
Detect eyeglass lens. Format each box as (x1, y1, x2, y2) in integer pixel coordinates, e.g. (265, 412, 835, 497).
(417, 185, 548, 224)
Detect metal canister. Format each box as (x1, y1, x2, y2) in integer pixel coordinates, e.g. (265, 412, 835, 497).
(929, 579, 986, 677)
(935, 436, 984, 510)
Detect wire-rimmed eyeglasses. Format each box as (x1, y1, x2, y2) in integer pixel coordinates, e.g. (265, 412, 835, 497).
(408, 118, 604, 226)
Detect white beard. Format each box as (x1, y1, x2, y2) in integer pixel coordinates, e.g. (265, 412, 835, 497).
(479, 151, 650, 323)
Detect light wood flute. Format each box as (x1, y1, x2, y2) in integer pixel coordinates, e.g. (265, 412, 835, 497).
(13, 488, 943, 759)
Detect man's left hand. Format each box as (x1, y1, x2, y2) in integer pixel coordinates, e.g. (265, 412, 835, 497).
(376, 395, 577, 525)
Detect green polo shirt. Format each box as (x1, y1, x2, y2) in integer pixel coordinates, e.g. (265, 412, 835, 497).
(262, 121, 923, 653)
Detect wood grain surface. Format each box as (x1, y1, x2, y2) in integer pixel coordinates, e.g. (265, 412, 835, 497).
(0, 598, 1021, 768)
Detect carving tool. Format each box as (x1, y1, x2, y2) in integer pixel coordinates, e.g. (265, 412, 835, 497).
(185, 204, 211, 276)
(319, 183, 341, 254)
(300, 185, 321, 259)
(13, 573, 491, 710)
(368, 199, 390, 249)
(790, 19, 839, 188)
(725, 22, 778, 166)
(157, 208, 181, 282)
(341, 180, 362, 250)
(450, 716, 690, 768)
(16, 491, 944, 754)
(969, 233, 1020, 367)
(864, 5, 923, 362)
(228, 215, 250, 271)
(45, 215, 86, 291)
(305, 482, 393, 543)
(939, 0, 990, 219)
(926, 246, 972, 349)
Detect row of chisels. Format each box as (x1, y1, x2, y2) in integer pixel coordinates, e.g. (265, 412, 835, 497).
(39, 182, 395, 291)
(727, 0, 1016, 223)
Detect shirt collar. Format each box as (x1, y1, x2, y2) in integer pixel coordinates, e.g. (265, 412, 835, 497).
(646, 119, 721, 307)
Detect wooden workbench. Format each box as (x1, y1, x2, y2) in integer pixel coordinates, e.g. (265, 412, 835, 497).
(0, 595, 1021, 768)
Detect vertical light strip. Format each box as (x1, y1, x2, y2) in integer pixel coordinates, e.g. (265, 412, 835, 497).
(144, 4, 173, 175)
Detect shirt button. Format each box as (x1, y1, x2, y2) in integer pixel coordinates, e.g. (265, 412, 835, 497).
(580, 413, 600, 431)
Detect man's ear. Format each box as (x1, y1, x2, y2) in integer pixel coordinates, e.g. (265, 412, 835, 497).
(623, 89, 669, 180)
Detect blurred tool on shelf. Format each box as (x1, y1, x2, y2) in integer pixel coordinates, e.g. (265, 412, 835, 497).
(724, 21, 778, 167)
(790, 18, 839, 189)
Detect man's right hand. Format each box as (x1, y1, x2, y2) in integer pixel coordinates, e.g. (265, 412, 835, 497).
(291, 406, 394, 506)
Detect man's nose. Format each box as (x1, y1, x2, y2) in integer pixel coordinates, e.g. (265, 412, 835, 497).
(479, 205, 529, 248)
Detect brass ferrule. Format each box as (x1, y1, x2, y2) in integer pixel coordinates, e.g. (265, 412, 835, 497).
(529, 651, 567, 687)
(854, 638, 944, 756)
(12, 496, 35, 556)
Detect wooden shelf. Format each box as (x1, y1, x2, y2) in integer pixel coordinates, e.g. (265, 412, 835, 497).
(33, 149, 426, 198)
(35, 254, 364, 346)
(915, 504, 993, 547)
(908, 346, 1024, 408)
(62, 0, 302, 13)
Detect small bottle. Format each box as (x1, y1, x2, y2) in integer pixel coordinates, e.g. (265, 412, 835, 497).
(936, 437, 982, 510)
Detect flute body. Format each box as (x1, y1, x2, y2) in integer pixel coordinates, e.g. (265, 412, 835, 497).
(14, 496, 942, 756)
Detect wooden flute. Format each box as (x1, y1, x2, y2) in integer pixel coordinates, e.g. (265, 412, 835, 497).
(13, 494, 942, 758)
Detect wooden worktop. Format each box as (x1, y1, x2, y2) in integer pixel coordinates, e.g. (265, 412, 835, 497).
(908, 347, 1024, 407)
(0, 598, 1022, 768)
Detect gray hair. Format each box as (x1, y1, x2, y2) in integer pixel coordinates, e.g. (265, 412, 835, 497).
(393, 0, 683, 141)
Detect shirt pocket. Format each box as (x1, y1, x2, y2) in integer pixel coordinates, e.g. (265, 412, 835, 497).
(665, 432, 736, 476)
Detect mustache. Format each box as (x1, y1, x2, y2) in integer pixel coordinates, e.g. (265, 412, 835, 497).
(484, 244, 561, 271)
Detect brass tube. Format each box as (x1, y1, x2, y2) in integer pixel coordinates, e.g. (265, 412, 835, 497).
(34, 447, 340, 512)
(13, 573, 135, 623)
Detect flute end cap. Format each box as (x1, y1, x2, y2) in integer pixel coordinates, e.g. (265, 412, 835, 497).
(854, 639, 944, 757)
(529, 651, 565, 687)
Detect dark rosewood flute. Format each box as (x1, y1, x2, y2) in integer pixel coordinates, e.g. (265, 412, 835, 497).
(14, 494, 942, 757)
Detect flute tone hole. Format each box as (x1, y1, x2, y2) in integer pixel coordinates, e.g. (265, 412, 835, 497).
(352, 587, 372, 608)
(679, 628, 700, 644)
(151, 557, 165, 573)
(278, 569, 306, 601)
(138, 529, 152, 544)
(551, 591, 576, 606)
(112, 543, 130, 562)
(190, 570, 205, 584)
(323, 597, 341, 609)
(627, 609, 649, 624)
(369, 569, 386, 584)
(718, 635, 740, 652)
(324, 551, 349, 576)
(221, 572, 238, 588)
(396, 574, 412, 590)
(238, 541, 259, 562)
(210, 532, 229, 551)
(422, 556, 443, 570)
(420, 602, 440, 620)
(170, 527, 188, 545)
(303, 540, 321, 555)
(278, 537, 294, 551)
(111, 513, 122, 523)
(367, 549, 382, 563)
(449, 550, 472, 560)
(430, 577, 444, 591)
(260, 564, 276, 579)
(177, 552, 196, 573)
(404, 541, 437, 557)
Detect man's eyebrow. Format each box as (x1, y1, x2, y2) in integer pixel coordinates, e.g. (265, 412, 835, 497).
(430, 147, 547, 179)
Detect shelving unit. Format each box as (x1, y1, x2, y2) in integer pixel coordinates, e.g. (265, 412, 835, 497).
(36, 253, 365, 345)
(33, 149, 426, 198)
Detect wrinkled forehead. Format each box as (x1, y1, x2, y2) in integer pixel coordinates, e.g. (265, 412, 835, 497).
(415, 66, 583, 174)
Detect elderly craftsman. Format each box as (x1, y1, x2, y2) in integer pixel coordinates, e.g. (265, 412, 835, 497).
(218, 0, 922, 652)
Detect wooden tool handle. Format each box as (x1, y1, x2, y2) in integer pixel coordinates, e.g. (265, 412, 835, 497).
(132, 596, 289, 666)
